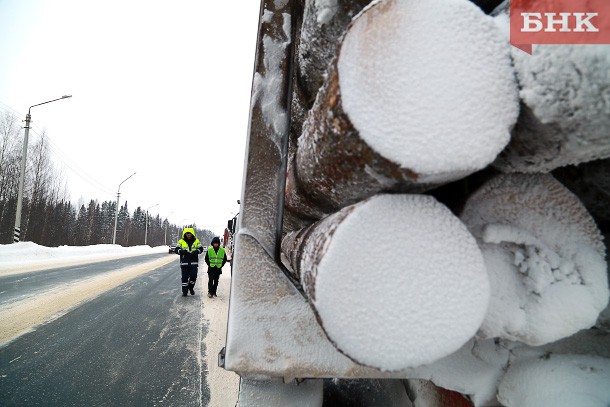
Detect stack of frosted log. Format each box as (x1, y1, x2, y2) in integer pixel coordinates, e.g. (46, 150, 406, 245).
(281, 0, 610, 403)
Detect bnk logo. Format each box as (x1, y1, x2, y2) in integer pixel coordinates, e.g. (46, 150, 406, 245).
(521, 12, 599, 32)
(510, 0, 610, 54)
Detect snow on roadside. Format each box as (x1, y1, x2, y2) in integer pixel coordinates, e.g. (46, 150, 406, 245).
(203, 276, 240, 407)
(0, 242, 170, 276)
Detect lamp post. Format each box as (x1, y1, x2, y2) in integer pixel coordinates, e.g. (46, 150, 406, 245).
(144, 203, 159, 245)
(178, 218, 189, 230)
(112, 172, 136, 245)
(13, 95, 72, 243)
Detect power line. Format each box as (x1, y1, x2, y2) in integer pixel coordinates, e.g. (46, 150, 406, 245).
(0, 103, 115, 197)
(30, 127, 115, 197)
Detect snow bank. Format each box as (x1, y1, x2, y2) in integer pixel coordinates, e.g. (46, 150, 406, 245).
(461, 174, 609, 345)
(338, 0, 518, 183)
(307, 194, 490, 371)
(0, 242, 169, 275)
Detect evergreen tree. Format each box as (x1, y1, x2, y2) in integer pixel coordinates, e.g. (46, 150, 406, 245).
(117, 201, 130, 246)
(132, 206, 146, 246)
(86, 200, 100, 244)
(74, 204, 88, 245)
(99, 200, 115, 244)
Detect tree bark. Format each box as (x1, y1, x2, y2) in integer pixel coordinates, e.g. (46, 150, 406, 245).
(296, 0, 371, 104)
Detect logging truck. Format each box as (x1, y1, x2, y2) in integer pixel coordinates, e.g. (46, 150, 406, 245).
(222, 0, 610, 406)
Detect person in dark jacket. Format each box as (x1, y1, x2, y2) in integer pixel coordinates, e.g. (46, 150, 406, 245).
(174, 227, 203, 297)
(204, 236, 227, 298)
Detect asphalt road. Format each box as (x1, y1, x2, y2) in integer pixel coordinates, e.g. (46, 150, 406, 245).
(0, 253, 170, 306)
(0, 258, 210, 406)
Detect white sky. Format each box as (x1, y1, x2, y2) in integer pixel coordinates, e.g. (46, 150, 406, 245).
(0, 0, 260, 237)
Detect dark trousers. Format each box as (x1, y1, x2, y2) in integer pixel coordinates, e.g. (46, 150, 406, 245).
(181, 266, 198, 294)
(207, 269, 221, 295)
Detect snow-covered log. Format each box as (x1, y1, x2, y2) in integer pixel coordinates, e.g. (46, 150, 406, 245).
(291, 0, 518, 215)
(405, 338, 511, 406)
(282, 152, 328, 234)
(491, 9, 610, 172)
(460, 173, 609, 346)
(497, 354, 610, 407)
(282, 194, 490, 371)
(553, 158, 610, 236)
(297, 0, 371, 103)
(289, 0, 371, 153)
(407, 327, 610, 407)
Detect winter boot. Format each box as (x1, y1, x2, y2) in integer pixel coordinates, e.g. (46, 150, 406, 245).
(189, 285, 195, 295)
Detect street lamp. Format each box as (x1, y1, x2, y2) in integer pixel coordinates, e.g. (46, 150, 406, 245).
(144, 203, 159, 245)
(112, 172, 136, 245)
(178, 218, 189, 230)
(13, 95, 72, 243)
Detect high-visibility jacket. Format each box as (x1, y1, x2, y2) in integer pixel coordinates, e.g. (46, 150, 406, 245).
(177, 238, 203, 265)
(176, 227, 203, 266)
(207, 247, 225, 268)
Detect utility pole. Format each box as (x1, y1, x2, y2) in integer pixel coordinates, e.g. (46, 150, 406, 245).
(14, 95, 72, 243)
(164, 221, 168, 245)
(112, 172, 136, 245)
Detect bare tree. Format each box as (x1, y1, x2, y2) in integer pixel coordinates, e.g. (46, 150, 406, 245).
(0, 111, 22, 241)
(23, 131, 54, 241)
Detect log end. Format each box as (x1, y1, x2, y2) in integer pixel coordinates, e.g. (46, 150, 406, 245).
(308, 194, 490, 371)
(337, 0, 519, 181)
(461, 173, 609, 345)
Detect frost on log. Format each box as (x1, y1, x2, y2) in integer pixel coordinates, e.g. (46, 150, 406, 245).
(492, 5, 610, 173)
(282, 194, 490, 371)
(460, 173, 609, 345)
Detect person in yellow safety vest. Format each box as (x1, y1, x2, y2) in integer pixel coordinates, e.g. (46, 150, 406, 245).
(174, 227, 203, 297)
(204, 236, 227, 298)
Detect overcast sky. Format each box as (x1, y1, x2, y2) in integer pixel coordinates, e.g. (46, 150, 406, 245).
(0, 0, 260, 237)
